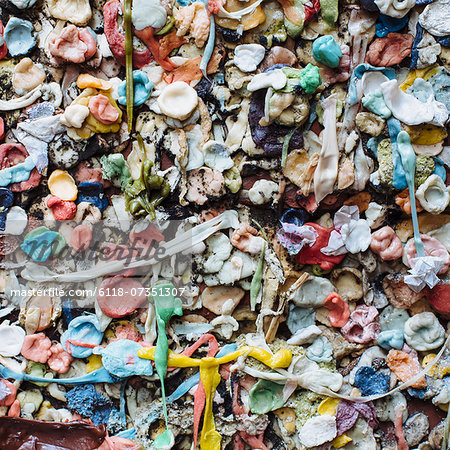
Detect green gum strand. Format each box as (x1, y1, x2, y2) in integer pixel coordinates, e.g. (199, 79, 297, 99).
(152, 281, 183, 448)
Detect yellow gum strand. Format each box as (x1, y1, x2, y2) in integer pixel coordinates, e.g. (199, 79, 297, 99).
(138, 346, 293, 450)
(399, 65, 440, 91)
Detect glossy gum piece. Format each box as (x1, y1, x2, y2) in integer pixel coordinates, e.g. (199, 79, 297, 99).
(46, 195, 77, 220)
(77, 74, 111, 91)
(118, 70, 153, 107)
(88, 94, 120, 125)
(103, 0, 152, 68)
(295, 222, 345, 270)
(370, 226, 403, 261)
(49, 25, 96, 63)
(70, 224, 92, 251)
(0, 143, 41, 192)
(312, 35, 342, 68)
(341, 305, 381, 344)
(48, 170, 78, 201)
(366, 32, 414, 66)
(323, 292, 350, 327)
(21, 333, 52, 364)
(386, 349, 426, 388)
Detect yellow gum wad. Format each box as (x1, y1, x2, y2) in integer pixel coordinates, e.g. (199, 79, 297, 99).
(318, 397, 352, 448)
(399, 65, 440, 91)
(138, 345, 292, 450)
(422, 353, 450, 378)
(404, 124, 447, 145)
(69, 87, 122, 139)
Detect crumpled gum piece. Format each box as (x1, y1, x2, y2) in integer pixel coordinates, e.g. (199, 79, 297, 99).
(88, 94, 120, 125)
(403, 234, 450, 274)
(374, 0, 415, 18)
(323, 292, 350, 327)
(21, 333, 52, 364)
(12, 58, 46, 94)
(46, 0, 92, 26)
(404, 312, 445, 351)
(341, 305, 381, 344)
(387, 349, 426, 388)
(48, 170, 78, 201)
(46, 195, 77, 220)
(230, 223, 264, 254)
(395, 189, 424, 215)
(49, 25, 96, 63)
(366, 33, 413, 67)
(370, 226, 403, 261)
(47, 343, 74, 373)
(59, 104, 90, 129)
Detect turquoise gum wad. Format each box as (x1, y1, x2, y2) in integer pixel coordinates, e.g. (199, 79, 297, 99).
(312, 35, 342, 68)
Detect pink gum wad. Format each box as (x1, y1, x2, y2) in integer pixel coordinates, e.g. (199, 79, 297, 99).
(323, 292, 350, 327)
(387, 349, 426, 389)
(21, 333, 73, 373)
(88, 94, 119, 124)
(341, 305, 381, 344)
(404, 234, 450, 274)
(49, 25, 97, 64)
(47, 196, 77, 220)
(70, 224, 93, 251)
(370, 226, 403, 261)
(0, 380, 17, 407)
(366, 32, 414, 66)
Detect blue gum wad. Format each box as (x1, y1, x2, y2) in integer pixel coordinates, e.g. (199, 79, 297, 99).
(21, 226, 66, 262)
(287, 305, 315, 334)
(376, 14, 409, 37)
(99, 339, 154, 378)
(66, 384, 119, 426)
(4, 18, 36, 56)
(378, 329, 404, 350)
(312, 35, 342, 68)
(77, 182, 109, 211)
(354, 366, 390, 396)
(61, 314, 104, 359)
(0, 187, 13, 230)
(118, 70, 154, 107)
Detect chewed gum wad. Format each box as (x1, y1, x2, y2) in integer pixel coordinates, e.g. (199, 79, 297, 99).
(0, 0, 449, 448)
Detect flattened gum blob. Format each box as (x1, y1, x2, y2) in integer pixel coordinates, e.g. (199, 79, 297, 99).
(425, 282, 450, 315)
(370, 226, 403, 261)
(49, 25, 95, 64)
(88, 94, 120, 124)
(13, 58, 46, 94)
(395, 188, 424, 215)
(46, 196, 77, 220)
(48, 170, 78, 201)
(70, 224, 92, 251)
(47, 343, 73, 373)
(366, 33, 414, 66)
(21, 333, 52, 364)
(7, 399, 20, 417)
(0, 380, 17, 406)
(323, 292, 350, 327)
(97, 436, 141, 450)
(404, 234, 450, 274)
(387, 349, 426, 388)
(59, 104, 90, 129)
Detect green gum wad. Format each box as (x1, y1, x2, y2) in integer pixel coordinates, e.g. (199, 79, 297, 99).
(312, 35, 341, 68)
(281, 64, 321, 94)
(249, 379, 285, 414)
(100, 153, 131, 188)
(152, 281, 183, 448)
(362, 89, 392, 119)
(319, 0, 338, 26)
(124, 160, 170, 219)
